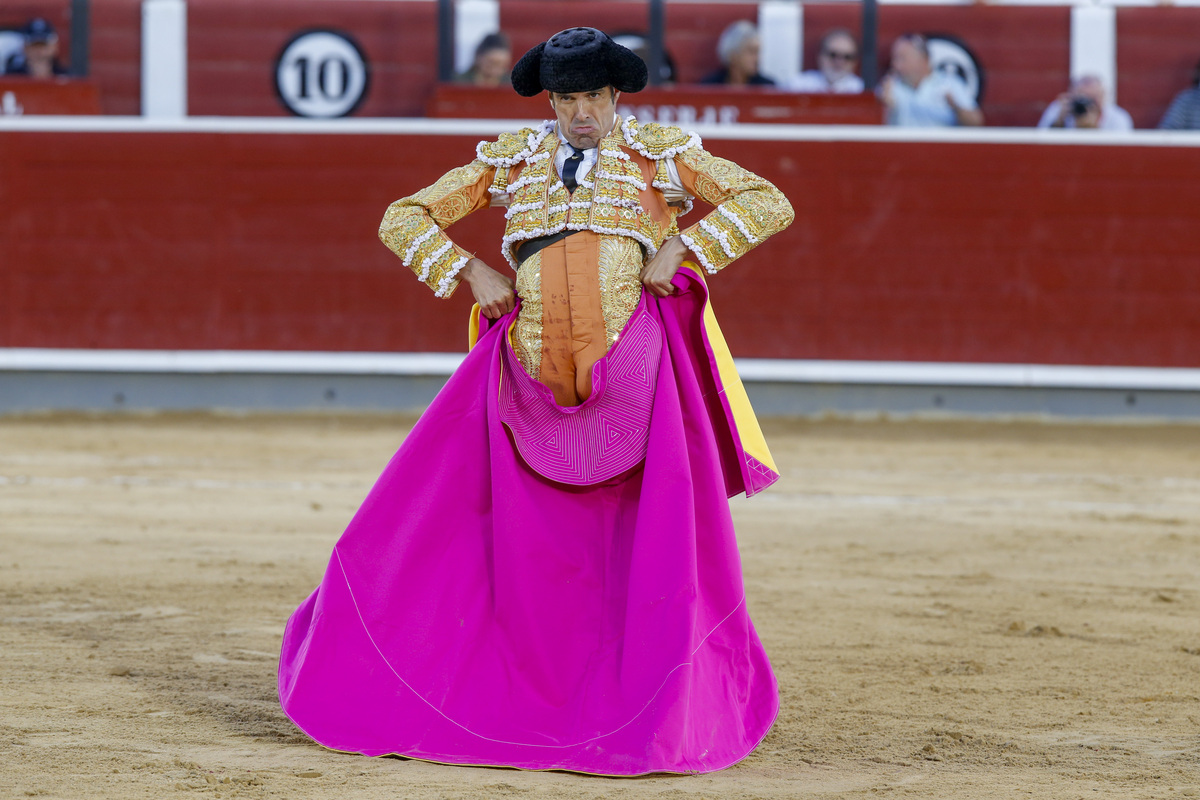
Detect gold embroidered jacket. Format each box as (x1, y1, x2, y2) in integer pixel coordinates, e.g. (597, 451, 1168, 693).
(378, 117, 794, 300)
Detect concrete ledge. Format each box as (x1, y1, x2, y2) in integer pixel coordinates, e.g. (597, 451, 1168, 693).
(3, 349, 1200, 419)
(2, 116, 1200, 148)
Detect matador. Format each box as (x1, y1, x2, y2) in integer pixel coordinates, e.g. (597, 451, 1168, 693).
(279, 27, 795, 775)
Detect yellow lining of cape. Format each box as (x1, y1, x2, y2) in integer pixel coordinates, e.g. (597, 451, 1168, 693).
(678, 262, 777, 476)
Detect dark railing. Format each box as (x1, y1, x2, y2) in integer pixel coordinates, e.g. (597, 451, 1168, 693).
(70, 0, 90, 77)
(860, 0, 877, 90)
(437, 0, 454, 83)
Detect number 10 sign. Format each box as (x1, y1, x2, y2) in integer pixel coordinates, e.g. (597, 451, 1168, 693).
(275, 30, 369, 118)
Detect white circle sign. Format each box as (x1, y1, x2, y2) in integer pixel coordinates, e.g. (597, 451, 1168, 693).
(927, 35, 984, 104)
(276, 30, 369, 118)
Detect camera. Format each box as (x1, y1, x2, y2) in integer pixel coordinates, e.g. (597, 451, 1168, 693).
(1069, 96, 1096, 117)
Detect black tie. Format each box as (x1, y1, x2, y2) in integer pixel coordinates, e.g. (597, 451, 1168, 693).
(563, 148, 583, 193)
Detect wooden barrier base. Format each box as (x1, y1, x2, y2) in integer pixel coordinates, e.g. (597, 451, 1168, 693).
(427, 84, 882, 126)
(0, 78, 101, 115)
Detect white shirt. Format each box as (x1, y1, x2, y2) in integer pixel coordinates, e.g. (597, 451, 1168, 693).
(1036, 100, 1134, 131)
(886, 71, 977, 128)
(552, 118, 689, 200)
(554, 126, 600, 187)
(785, 70, 864, 94)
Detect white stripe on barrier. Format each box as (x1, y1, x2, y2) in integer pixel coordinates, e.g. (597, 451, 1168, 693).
(2, 116, 1200, 147)
(3, 348, 1200, 391)
(141, 0, 188, 119)
(733, 359, 1200, 391)
(1071, 6, 1118, 104)
(0, 348, 465, 376)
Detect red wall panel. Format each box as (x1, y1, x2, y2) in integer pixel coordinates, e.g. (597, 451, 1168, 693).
(187, 0, 439, 118)
(89, 0, 142, 116)
(1117, 8, 1200, 130)
(2, 129, 1199, 367)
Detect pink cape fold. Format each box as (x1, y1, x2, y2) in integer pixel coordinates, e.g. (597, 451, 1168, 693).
(498, 300, 661, 485)
(278, 270, 779, 775)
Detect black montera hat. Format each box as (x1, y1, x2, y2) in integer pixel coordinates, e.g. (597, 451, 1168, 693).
(511, 27, 648, 97)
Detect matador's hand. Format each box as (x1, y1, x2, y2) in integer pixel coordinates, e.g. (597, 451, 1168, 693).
(641, 235, 690, 298)
(461, 258, 516, 319)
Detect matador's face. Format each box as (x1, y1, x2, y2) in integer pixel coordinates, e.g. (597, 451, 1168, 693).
(549, 87, 620, 150)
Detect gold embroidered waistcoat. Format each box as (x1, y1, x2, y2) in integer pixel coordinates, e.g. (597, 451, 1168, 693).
(379, 117, 795, 379)
(480, 119, 682, 270)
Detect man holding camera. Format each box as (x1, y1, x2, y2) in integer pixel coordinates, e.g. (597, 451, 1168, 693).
(1038, 74, 1133, 131)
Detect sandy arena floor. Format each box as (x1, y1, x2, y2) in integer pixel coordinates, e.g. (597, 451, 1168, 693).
(1, 412, 1198, 799)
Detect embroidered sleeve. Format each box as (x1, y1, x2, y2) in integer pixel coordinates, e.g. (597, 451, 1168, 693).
(378, 160, 495, 298)
(673, 145, 794, 274)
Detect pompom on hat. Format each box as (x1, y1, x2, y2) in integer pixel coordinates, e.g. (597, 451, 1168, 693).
(512, 27, 648, 97)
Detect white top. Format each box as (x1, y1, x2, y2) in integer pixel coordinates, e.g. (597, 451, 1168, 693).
(552, 117, 689, 198)
(1036, 100, 1134, 132)
(785, 70, 864, 95)
(886, 71, 977, 128)
(554, 126, 600, 185)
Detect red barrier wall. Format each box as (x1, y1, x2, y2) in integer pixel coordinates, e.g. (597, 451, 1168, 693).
(187, 0, 439, 118)
(0, 78, 101, 114)
(3, 127, 1198, 366)
(428, 84, 883, 125)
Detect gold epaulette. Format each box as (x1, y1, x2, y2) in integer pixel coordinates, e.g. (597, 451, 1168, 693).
(476, 123, 555, 167)
(622, 119, 701, 161)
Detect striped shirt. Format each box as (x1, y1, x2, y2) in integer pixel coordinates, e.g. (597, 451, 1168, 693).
(1158, 88, 1200, 131)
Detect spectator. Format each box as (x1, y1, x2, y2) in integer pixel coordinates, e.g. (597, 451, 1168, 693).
(1159, 59, 1200, 130)
(786, 29, 864, 94)
(700, 20, 774, 86)
(3, 18, 67, 79)
(457, 32, 511, 88)
(880, 34, 981, 127)
(1037, 75, 1132, 131)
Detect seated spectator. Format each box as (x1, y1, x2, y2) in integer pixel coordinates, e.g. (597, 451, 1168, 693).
(880, 33, 982, 127)
(0, 29, 24, 72)
(456, 32, 511, 88)
(786, 29, 864, 94)
(1159, 59, 1200, 130)
(3, 18, 67, 79)
(700, 20, 774, 86)
(1037, 75, 1132, 131)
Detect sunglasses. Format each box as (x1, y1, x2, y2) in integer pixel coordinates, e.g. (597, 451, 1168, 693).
(823, 50, 857, 61)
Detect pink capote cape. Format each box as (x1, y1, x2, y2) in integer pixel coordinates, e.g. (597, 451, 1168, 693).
(278, 269, 779, 775)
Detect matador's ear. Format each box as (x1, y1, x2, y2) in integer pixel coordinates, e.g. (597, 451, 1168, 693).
(512, 42, 546, 97)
